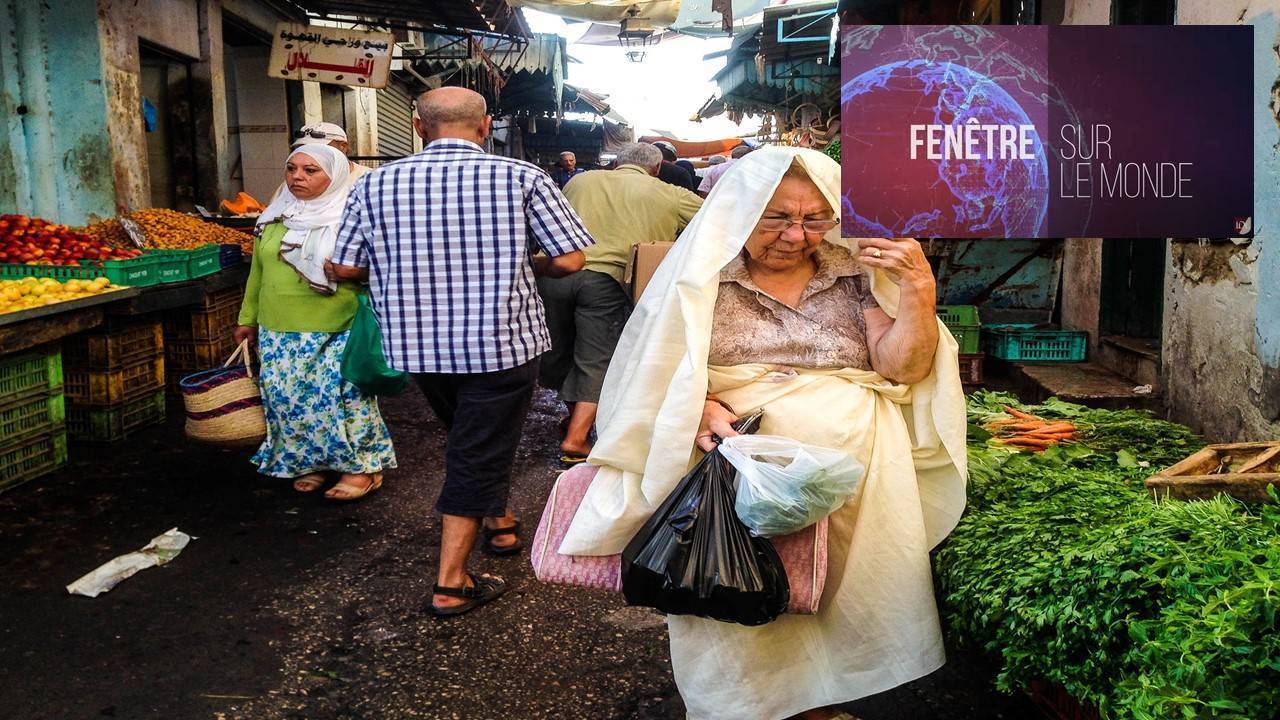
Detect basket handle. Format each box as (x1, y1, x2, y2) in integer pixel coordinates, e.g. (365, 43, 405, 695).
(223, 339, 255, 378)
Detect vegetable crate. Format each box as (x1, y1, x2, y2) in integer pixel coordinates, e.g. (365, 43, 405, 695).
(937, 305, 980, 326)
(145, 250, 193, 284)
(66, 391, 165, 442)
(219, 243, 244, 268)
(148, 246, 221, 280)
(0, 255, 156, 287)
(1145, 441, 1280, 503)
(0, 390, 65, 447)
(958, 353, 984, 385)
(946, 324, 981, 354)
(0, 430, 67, 494)
(938, 305, 981, 354)
(0, 345, 66, 486)
(0, 345, 63, 405)
(63, 355, 165, 406)
(982, 324, 1088, 363)
(62, 320, 163, 370)
(1027, 680, 1100, 720)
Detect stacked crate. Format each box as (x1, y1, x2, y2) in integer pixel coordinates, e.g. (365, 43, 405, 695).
(164, 285, 244, 394)
(982, 324, 1088, 363)
(62, 319, 167, 442)
(0, 345, 67, 492)
(937, 305, 984, 386)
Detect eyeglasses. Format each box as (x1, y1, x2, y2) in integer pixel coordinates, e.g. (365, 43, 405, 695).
(756, 217, 840, 234)
(294, 128, 340, 140)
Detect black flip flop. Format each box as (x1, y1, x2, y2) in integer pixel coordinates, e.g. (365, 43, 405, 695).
(427, 573, 507, 617)
(482, 521, 523, 557)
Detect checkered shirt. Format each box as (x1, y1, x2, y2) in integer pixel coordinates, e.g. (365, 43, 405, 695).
(332, 139, 595, 374)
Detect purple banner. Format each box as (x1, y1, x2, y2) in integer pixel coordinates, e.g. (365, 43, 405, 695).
(840, 25, 1253, 238)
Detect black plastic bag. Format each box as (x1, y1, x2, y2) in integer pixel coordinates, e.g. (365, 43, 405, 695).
(620, 412, 789, 626)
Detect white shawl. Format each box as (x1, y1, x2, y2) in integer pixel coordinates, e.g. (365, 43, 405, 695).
(559, 146, 968, 556)
(257, 145, 352, 295)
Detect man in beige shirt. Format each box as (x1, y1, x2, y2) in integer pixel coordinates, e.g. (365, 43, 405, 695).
(537, 142, 703, 462)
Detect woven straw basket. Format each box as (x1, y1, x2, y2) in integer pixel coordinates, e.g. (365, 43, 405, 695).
(180, 340, 267, 446)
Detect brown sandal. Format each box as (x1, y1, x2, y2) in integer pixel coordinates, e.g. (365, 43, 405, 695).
(325, 473, 383, 501)
(292, 473, 327, 493)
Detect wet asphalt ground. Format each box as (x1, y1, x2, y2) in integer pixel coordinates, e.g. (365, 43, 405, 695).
(0, 388, 1039, 720)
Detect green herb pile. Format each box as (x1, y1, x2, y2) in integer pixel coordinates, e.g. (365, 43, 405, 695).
(823, 139, 841, 162)
(937, 391, 1280, 720)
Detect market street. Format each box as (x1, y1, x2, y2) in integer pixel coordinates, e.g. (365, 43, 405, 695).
(0, 388, 1037, 720)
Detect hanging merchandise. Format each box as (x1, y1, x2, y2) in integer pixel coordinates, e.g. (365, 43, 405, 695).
(620, 411, 791, 626)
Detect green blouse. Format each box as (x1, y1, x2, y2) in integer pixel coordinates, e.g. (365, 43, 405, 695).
(237, 222, 359, 333)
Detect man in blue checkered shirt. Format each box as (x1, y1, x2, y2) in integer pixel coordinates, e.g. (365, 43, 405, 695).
(328, 87, 594, 617)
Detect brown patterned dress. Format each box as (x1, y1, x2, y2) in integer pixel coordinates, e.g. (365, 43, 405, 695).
(708, 242, 881, 370)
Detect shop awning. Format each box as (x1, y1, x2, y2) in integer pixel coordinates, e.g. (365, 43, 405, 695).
(270, 0, 530, 35)
(637, 134, 747, 158)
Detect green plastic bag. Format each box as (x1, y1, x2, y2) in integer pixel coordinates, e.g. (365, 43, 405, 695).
(341, 293, 408, 396)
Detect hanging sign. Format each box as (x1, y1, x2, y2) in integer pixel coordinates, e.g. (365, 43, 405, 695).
(269, 23, 394, 89)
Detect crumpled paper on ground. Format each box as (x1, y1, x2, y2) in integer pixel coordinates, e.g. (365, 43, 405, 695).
(66, 528, 192, 597)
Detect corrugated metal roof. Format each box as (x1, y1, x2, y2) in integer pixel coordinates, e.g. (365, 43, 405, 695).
(276, 0, 529, 35)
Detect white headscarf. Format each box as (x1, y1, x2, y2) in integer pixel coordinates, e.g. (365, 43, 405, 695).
(559, 146, 968, 556)
(257, 144, 352, 295)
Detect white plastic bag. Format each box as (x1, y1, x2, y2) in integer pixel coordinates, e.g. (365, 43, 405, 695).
(720, 435, 865, 537)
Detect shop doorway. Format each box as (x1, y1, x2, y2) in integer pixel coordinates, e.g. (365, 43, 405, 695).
(1098, 239, 1164, 384)
(140, 43, 199, 210)
(1112, 0, 1176, 24)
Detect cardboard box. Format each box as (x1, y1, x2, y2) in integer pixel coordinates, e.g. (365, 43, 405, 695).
(626, 241, 675, 304)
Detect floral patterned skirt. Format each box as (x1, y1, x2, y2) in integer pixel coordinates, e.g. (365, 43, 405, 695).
(252, 329, 397, 478)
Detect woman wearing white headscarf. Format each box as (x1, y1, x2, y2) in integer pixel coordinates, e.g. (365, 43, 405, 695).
(235, 145, 396, 501)
(557, 147, 967, 719)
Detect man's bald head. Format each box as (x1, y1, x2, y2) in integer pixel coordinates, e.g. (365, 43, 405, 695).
(413, 87, 491, 144)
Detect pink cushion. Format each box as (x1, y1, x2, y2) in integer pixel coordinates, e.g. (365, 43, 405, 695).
(530, 463, 827, 614)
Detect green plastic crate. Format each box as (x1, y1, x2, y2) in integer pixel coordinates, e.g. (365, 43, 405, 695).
(0, 346, 63, 403)
(67, 391, 165, 442)
(983, 324, 1088, 362)
(149, 246, 220, 280)
(946, 324, 981, 354)
(188, 245, 221, 278)
(0, 255, 156, 287)
(146, 251, 190, 284)
(937, 305, 980, 326)
(0, 430, 67, 494)
(0, 390, 65, 446)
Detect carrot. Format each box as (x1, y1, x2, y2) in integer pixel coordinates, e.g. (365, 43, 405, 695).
(1027, 422, 1076, 434)
(1004, 422, 1048, 431)
(1018, 425, 1080, 438)
(1004, 405, 1040, 420)
(1003, 437, 1055, 447)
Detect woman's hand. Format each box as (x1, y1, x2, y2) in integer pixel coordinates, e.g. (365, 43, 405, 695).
(696, 399, 739, 452)
(857, 238, 934, 292)
(233, 325, 258, 347)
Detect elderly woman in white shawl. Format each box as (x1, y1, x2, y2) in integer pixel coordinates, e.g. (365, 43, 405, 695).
(557, 147, 967, 720)
(234, 145, 397, 501)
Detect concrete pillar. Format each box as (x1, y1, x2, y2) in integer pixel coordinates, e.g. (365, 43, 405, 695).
(193, 0, 232, 208)
(302, 82, 323, 126)
(1059, 238, 1103, 353)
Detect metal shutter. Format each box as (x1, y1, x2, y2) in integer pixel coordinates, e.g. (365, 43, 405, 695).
(377, 82, 415, 157)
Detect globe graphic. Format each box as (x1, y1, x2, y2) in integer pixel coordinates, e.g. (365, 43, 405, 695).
(841, 60, 1049, 238)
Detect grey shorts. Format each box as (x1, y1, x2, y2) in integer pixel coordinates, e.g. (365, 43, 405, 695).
(536, 269, 631, 404)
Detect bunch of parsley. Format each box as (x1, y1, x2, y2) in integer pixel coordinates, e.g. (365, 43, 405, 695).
(936, 392, 1280, 719)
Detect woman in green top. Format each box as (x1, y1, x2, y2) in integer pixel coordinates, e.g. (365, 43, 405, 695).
(234, 145, 396, 500)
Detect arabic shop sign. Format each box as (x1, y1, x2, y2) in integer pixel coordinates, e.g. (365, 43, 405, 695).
(269, 23, 393, 89)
